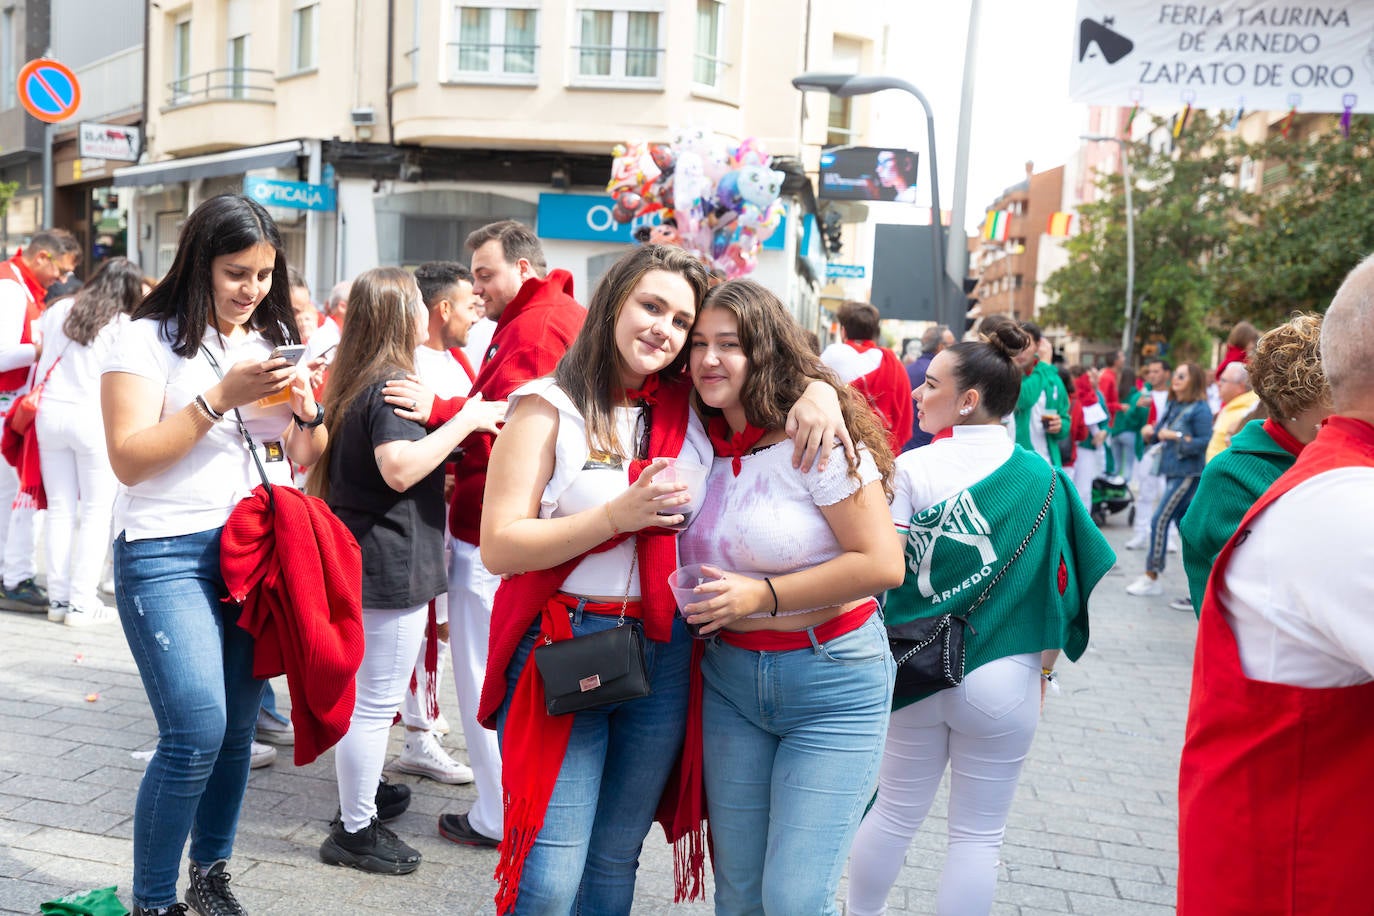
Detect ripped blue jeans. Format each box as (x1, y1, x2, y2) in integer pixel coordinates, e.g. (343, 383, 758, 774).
(114, 527, 265, 910)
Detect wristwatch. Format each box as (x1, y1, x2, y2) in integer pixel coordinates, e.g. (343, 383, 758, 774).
(294, 402, 325, 429)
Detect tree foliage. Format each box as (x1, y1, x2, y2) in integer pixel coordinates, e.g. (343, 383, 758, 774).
(1044, 113, 1374, 363)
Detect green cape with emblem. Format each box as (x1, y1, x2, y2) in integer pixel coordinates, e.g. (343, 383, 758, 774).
(885, 446, 1116, 708)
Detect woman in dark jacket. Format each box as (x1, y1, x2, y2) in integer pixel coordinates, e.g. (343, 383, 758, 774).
(1126, 361, 1214, 597)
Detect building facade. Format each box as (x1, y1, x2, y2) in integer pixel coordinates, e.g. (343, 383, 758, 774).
(116, 0, 901, 321)
(968, 162, 1063, 324)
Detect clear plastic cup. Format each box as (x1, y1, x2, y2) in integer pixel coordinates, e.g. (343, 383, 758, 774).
(652, 457, 709, 529)
(667, 563, 723, 639)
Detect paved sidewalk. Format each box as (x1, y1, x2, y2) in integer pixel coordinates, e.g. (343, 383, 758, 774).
(0, 520, 1194, 915)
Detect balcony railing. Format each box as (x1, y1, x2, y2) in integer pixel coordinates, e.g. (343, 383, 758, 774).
(570, 45, 664, 83)
(165, 68, 274, 109)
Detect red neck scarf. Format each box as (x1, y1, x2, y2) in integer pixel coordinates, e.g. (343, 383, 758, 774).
(707, 415, 769, 476)
(622, 371, 661, 406)
(1262, 417, 1307, 458)
(487, 374, 707, 913)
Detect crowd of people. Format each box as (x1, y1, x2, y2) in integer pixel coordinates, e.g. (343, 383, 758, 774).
(3, 191, 1366, 915)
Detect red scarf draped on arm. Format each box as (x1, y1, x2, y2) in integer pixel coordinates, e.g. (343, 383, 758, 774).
(484, 374, 707, 913)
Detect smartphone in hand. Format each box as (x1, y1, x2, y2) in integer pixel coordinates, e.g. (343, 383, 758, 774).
(270, 344, 308, 366)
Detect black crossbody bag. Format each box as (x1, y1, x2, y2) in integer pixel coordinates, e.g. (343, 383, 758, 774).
(889, 473, 1055, 697)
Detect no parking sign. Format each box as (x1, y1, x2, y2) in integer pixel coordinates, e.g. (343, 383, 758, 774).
(17, 58, 81, 123)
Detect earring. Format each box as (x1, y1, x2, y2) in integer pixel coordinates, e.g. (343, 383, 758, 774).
(958, 406, 972, 416)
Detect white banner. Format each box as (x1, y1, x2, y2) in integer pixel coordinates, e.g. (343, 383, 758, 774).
(1069, 2, 1374, 113)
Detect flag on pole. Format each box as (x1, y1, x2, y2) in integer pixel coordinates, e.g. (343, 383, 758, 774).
(1047, 212, 1074, 236)
(982, 210, 1010, 243)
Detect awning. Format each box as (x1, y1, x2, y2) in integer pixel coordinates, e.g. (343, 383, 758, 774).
(113, 140, 304, 188)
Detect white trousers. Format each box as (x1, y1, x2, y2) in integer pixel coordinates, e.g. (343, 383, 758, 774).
(1072, 446, 1105, 510)
(846, 654, 1042, 916)
(447, 538, 504, 839)
(36, 404, 118, 608)
(335, 603, 428, 832)
(0, 452, 37, 587)
(1132, 462, 1164, 541)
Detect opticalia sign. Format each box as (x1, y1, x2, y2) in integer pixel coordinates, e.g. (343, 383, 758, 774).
(243, 176, 336, 212)
(537, 193, 785, 250)
(79, 122, 141, 161)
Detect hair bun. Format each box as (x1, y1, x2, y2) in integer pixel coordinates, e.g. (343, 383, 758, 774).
(980, 318, 1030, 359)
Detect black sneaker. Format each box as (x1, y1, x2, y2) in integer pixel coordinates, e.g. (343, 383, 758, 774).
(438, 811, 500, 848)
(320, 816, 421, 874)
(185, 859, 246, 915)
(376, 776, 411, 821)
(134, 906, 190, 916)
(0, 577, 48, 612)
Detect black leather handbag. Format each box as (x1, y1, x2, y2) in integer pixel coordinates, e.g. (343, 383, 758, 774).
(889, 473, 1056, 698)
(534, 551, 652, 715)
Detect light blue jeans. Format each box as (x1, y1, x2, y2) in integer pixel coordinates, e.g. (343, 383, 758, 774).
(702, 613, 895, 915)
(115, 527, 265, 910)
(497, 601, 692, 915)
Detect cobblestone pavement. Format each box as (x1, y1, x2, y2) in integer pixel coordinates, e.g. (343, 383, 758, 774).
(0, 520, 1193, 915)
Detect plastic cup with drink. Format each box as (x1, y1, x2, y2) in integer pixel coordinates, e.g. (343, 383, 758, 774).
(668, 563, 724, 639)
(651, 456, 709, 530)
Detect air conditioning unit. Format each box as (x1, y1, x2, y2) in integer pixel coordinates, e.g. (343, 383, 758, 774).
(350, 107, 376, 127)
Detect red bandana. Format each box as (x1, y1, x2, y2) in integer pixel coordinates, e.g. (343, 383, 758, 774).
(622, 371, 661, 407)
(706, 415, 769, 476)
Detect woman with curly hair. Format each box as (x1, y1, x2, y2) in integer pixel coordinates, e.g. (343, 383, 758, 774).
(677, 278, 904, 914)
(1179, 314, 1331, 615)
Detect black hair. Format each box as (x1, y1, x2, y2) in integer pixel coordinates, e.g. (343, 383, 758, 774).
(414, 261, 474, 308)
(131, 194, 294, 357)
(946, 320, 1031, 418)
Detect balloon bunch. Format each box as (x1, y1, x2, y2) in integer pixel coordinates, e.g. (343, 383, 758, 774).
(607, 128, 785, 279)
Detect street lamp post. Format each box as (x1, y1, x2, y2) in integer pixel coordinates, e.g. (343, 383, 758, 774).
(792, 73, 953, 330)
(1081, 134, 1137, 359)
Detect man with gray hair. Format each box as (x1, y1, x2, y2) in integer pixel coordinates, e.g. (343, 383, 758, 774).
(1177, 257, 1374, 912)
(1205, 361, 1257, 462)
(903, 323, 955, 450)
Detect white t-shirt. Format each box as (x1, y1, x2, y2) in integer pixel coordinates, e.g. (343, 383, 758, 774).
(820, 341, 881, 384)
(0, 265, 39, 388)
(304, 315, 340, 364)
(678, 436, 880, 617)
(1221, 466, 1374, 687)
(104, 318, 297, 541)
(33, 298, 127, 408)
(414, 346, 473, 399)
(890, 424, 1015, 532)
(510, 377, 711, 598)
(464, 317, 496, 368)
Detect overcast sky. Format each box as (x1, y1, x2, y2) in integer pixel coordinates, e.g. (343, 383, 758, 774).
(869, 0, 1086, 234)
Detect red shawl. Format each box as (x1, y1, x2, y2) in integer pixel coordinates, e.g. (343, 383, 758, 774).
(220, 484, 365, 766)
(0, 415, 45, 509)
(480, 374, 707, 913)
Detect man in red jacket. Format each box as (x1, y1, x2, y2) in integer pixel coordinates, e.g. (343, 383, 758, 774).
(384, 220, 585, 849)
(819, 300, 912, 455)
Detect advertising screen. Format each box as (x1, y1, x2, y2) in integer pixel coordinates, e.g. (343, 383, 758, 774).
(818, 147, 919, 203)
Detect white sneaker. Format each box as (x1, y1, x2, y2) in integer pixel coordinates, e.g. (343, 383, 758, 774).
(1125, 575, 1164, 597)
(393, 730, 474, 785)
(1168, 596, 1195, 612)
(47, 600, 69, 623)
(64, 602, 118, 627)
(255, 707, 295, 746)
(1123, 535, 1147, 550)
(432, 712, 451, 736)
(250, 740, 277, 768)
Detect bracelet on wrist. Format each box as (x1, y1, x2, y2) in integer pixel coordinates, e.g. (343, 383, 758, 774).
(1041, 668, 1058, 683)
(293, 401, 325, 429)
(603, 501, 620, 535)
(764, 577, 779, 616)
(194, 394, 223, 421)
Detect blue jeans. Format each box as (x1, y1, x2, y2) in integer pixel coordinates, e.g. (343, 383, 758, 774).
(496, 602, 692, 915)
(702, 613, 895, 915)
(1147, 475, 1199, 575)
(115, 528, 265, 910)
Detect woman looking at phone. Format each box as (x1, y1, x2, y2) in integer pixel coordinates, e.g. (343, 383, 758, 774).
(306, 267, 506, 875)
(478, 246, 847, 914)
(845, 323, 1113, 916)
(102, 194, 326, 916)
(676, 278, 904, 915)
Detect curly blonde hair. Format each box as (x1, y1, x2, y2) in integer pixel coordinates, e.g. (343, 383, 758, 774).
(1249, 313, 1331, 420)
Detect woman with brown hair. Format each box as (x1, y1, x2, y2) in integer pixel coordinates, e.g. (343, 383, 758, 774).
(678, 278, 904, 914)
(1126, 361, 1214, 597)
(307, 267, 505, 875)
